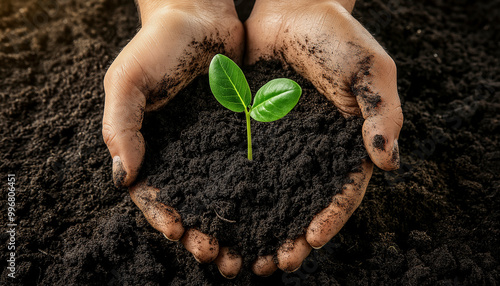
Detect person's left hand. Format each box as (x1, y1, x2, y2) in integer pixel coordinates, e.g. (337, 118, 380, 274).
(102, 0, 245, 279)
(244, 0, 403, 275)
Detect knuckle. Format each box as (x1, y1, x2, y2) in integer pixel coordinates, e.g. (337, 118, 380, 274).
(103, 63, 126, 92)
(103, 68, 114, 89)
(101, 122, 117, 147)
(105, 64, 128, 91)
(104, 58, 144, 99)
(394, 106, 404, 127)
(374, 52, 397, 76)
(386, 106, 404, 130)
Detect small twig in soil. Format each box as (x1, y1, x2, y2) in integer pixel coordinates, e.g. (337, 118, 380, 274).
(38, 249, 49, 255)
(347, 242, 358, 252)
(38, 249, 55, 258)
(214, 210, 236, 223)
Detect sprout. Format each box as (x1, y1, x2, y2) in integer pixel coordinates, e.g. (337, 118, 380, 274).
(209, 54, 302, 160)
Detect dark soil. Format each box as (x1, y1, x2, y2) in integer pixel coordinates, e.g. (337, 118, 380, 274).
(1, 0, 499, 285)
(140, 60, 367, 264)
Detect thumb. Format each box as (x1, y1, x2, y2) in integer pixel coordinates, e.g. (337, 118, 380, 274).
(102, 57, 146, 187)
(354, 53, 403, 171)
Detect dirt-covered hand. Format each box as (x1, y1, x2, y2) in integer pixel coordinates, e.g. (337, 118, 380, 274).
(102, 0, 244, 278)
(102, 0, 244, 187)
(245, 0, 401, 275)
(246, 0, 403, 170)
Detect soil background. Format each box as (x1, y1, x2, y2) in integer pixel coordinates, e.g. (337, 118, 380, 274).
(1, 0, 499, 285)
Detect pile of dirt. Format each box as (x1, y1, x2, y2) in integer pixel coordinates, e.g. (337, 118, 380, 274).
(140, 60, 368, 265)
(0, 0, 499, 285)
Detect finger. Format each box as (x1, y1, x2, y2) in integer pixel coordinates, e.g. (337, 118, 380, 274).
(306, 160, 373, 248)
(214, 247, 242, 279)
(354, 53, 404, 171)
(252, 255, 278, 277)
(277, 235, 312, 272)
(181, 228, 219, 263)
(129, 182, 184, 241)
(103, 52, 146, 187)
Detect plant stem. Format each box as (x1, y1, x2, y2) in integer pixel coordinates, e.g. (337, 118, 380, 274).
(245, 111, 252, 161)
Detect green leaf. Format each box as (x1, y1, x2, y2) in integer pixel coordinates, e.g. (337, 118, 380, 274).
(250, 78, 302, 122)
(209, 54, 251, 113)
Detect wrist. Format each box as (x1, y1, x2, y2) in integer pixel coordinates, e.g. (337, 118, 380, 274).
(136, 0, 237, 27)
(253, 0, 355, 13)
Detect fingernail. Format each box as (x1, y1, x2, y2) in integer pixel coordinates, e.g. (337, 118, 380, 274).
(285, 263, 303, 273)
(391, 139, 400, 169)
(163, 233, 176, 242)
(192, 255, 202, 263)
(113, 156, 127, 188)
(217, 267, 237, 280)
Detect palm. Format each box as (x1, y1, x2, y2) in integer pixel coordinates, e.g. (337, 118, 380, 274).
(106, 7, 244, 112)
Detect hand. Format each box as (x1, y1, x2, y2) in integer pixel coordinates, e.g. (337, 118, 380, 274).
(245, 0, 403, 275)
(102, 0, 244, 187)
(102, 0, 244, 278)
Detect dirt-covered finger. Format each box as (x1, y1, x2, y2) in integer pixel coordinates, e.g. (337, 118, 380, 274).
(352, 53, 403, 171)
(277, 235, 312, 272)
(252, 255, 278, 277)
(181, 228, 219, 263)
(214, 247, 242, 279)
(129, 182, 184, 240)
(103, 55, 146, 187)
(306, 160, 373, 248)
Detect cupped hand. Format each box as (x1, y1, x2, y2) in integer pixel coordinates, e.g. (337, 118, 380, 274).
(245, 0, 403, 275)
(102, 0, 244, 278)
(102, 0, 244, 187)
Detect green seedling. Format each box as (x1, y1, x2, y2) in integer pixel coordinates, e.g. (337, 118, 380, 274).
(209, 54, 302, 160)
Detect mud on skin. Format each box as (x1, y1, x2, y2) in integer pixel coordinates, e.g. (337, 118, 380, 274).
(372, 134, 386, 151)
(139, 60, 369, 269)
(112, 156, 127, 187)
(277, 35, 382, 117)
(350, 53, 382, 113)
(145, 34, 230, 110)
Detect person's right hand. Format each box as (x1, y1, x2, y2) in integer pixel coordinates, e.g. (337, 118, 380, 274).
(244, 0, 403, 276)
(102, 0, 244, 278)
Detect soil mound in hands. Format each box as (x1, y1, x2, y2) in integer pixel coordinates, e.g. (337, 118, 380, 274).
(140, 60, 368, 265)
